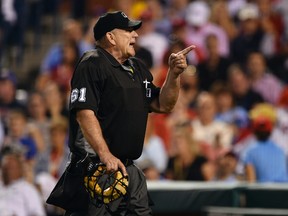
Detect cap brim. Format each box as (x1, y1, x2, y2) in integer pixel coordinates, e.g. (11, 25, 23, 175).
(128, 20, 142, 30)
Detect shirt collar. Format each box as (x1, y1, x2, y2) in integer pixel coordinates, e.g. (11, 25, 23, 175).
(96, 46, 134, 72)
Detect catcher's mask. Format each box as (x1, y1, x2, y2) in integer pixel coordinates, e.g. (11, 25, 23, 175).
(84, 163, 129, 204)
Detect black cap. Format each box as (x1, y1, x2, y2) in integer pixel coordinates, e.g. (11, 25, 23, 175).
(93, 11, 142, 41)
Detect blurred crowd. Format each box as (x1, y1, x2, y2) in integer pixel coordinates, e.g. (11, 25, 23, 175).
(1, 0, 288, 215)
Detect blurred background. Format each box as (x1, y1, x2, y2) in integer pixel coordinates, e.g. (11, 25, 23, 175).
(1, 0, 288, 215)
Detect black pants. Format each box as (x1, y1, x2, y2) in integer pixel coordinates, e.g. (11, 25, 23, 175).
(64, 164, 153, 216)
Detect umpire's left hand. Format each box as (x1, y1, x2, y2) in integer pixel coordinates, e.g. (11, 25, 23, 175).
(168, 45, 196, 76)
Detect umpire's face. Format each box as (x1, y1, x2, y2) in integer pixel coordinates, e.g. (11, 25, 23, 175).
(108, 28, 139, 63)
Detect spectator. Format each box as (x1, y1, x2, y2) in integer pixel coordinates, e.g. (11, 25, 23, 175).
(3, 109, 44, 160)
(165, 123, 215, 181)
(153, 91, 194, 153)
(191, 92, 234, 160)
(270, 87, 288, 157)
(42, 81, 69, 120)
(184, 0, 229, 64)
(169, 18, 189, 46)
(233, 100, 288, 171)
(196, 34, 233, 91)
(166, 0, 189, 20)
(113, 0, 134, 17)
(246, 52, 284, 105)
(231, 2, 261, 62)
(2, 108, 46, 182)
(212, 84, 249, 143)
(137, 10, 168, 68)
(267, 38, 288, 83)
(213, 84, 249, 128)
(0, 68, 26, 133)
(0, 146, 46, 215)
(226, 0, 247, 19)
(162, 81, 198, 151)
(210, 0, 238, 41)
(230, 3, 277, 63)
(145, 0, 171, 37)
(135, 114, 168, 180)
(273, 0, 288, 39)
(242, 103, 288, 183)
(35, 172, 62, 216)
(36, 18, 93, 91)
(35, 41, 80, 98)
(256, 0, 285, 55)
(227, 64, 264, 111)
(214, 151, 240, 182)
(33, 116, 69, 215)
(27, 91, 51, 151)
(167, 82, 197, 126)
(82, 17, 98, 50)
(27, 91, 51, 174)
(48, 116, 70, 180)
(179, 66, 200, 110)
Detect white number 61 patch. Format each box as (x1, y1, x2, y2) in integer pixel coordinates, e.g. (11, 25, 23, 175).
(71, 88, 86, 103)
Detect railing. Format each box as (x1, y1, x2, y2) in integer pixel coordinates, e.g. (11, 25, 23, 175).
(147, 181, 288, 216)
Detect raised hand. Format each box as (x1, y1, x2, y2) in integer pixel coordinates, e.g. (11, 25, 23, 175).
(168, 45, 196, 76)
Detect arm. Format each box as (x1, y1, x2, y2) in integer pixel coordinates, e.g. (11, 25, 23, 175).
(76, 109, 127, 175)
(150, 45, 196, 113)
(245, 164, 256, 183)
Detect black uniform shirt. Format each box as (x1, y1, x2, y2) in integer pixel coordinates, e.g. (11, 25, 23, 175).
(68, 47, 160, 160)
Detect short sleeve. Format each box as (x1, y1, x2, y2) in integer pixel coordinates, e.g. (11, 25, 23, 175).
(69, 60, 101, 114)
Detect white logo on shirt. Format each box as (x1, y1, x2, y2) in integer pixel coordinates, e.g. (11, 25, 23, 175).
(143, 79, 151, 98)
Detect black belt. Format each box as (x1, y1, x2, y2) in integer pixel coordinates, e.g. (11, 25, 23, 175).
(120, 158, 134, 167)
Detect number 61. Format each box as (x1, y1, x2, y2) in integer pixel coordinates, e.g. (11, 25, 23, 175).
(71, 88, 86, 103)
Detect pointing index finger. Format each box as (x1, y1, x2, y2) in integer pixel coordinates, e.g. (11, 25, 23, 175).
(176, 45, 196, 56)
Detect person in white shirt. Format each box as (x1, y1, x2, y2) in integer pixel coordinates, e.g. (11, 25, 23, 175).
(191, 92, 234, 161)
(0, 147, 46, 216)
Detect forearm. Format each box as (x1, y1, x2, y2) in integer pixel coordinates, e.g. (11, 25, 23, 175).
(157, 70, 180, 113)
(245, 164, 256, 183)
(76, 109, 110, 157)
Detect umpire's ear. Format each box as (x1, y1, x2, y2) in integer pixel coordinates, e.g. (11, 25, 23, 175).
(106, 32, 116, 46)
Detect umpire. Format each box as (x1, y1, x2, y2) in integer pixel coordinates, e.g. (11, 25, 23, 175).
(65, 11, 195, 215)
